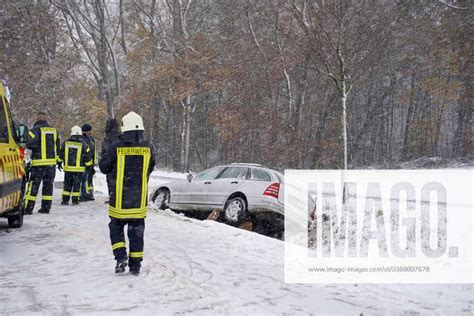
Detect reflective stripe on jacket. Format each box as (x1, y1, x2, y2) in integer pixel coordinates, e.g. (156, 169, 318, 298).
(27, 121, 60, 167)
(98, 131, 156, 219)
(59, 136, 93, 172)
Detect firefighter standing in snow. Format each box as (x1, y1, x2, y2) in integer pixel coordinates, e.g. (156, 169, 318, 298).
(59, 126, 93, 205)
(24, 112, 60, 214)
(81, 124, 96, 201)
(99, 112, 156, 276)
(101, 118, 121, 203)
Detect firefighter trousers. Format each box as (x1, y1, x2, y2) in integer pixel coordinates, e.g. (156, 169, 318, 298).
(87, 170, 94, 195)
(62, 172, 82, 203)
(109, 218, 145, 268)
(24, 166, 56, 212)
(81, 169, 95, 198)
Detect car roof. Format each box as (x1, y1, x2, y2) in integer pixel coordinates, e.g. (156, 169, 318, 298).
(197, 164, 282, 182)
(228, 163, 267, 167)
(223, 164, 282, 179)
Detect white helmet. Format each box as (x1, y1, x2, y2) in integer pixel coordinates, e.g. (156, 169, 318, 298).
(121, 111, 144, 132)
(71, 125, 82, 136)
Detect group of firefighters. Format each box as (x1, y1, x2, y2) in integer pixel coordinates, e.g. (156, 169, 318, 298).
(24, 113, 96, 214)
(24, 111, 156, 276)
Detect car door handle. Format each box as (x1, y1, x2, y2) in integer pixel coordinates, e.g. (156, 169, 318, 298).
(204, 181, 211, 184)
(231, 181, 239, 184)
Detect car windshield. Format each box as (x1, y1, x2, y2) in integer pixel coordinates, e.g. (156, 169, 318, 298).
(0, 98, 9, 143)
(194, 167, 225, 181)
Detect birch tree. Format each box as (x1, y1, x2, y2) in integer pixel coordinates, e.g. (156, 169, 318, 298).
(289, 0, 398, 169)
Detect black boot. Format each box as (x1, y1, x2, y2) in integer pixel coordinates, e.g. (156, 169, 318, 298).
(24, 205, 34, 215)
(130, 267, 140, 276)
(38, 208, 49, 214)
(61, 201, 69, 205)
(115, 259, 128, 273)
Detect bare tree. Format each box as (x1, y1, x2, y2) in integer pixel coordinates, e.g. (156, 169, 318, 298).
(3, 0, 471, 171)
(289, 0, 398, 169)
(52, 0, 123, 118)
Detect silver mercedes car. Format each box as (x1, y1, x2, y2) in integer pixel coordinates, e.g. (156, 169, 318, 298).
(151, 163, 285, 227)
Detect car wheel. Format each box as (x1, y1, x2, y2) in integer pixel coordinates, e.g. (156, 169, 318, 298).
(152, 188, 170, 210)
(8, 199, 24, 228)
(223, 197, 247, 226)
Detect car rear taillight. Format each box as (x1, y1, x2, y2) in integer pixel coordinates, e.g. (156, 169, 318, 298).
(19, 146, 25, 160)
(263, 183, 280, 199)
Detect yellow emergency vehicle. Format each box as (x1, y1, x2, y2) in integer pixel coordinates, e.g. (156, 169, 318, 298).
(0, 80, 28, 228)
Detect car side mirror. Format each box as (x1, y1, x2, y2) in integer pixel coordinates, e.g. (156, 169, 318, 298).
(187, 173, 194, 182)
(16, 123, 29, 144)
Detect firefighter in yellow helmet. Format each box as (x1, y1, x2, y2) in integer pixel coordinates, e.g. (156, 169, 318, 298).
(24, 112, 60, 214)
(58, 126, 93, 205)
(99, 112, 156, 276)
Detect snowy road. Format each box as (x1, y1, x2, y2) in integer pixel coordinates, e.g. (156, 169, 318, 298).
(0, 176, 473, 314)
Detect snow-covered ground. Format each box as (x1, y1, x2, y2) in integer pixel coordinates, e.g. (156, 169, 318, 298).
(0, 170, 473, 314)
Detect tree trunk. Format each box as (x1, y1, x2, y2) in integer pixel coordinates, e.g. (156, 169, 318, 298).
(341, 90, 348, 170)
(184, 97, 192, 171)
(401, 73, 416, 160)
(180, 95, 192, 171)
(180, 107, 186, 171)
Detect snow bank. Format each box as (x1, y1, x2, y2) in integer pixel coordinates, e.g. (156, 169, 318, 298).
(54, 168, 186, 198)
(1, 192, 472, 314)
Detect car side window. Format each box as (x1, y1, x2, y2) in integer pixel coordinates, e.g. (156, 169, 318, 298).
(238, 168, 249, 179)
(249, 168, 271, 181)
(0, 98, 9, 143)
(194, 167, 225, 181)
(218, 167, 247, 179)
